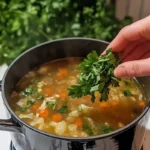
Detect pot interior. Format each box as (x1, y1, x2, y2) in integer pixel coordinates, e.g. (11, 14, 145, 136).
(2, 38, 150, 139)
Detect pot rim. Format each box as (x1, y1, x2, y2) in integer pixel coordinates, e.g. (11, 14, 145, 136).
(1, 37, 149, 141)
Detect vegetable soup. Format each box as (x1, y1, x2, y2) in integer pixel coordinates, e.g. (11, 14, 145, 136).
(10, 58, 146, 137)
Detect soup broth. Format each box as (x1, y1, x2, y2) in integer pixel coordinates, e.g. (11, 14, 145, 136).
(10, 58, 146, 137)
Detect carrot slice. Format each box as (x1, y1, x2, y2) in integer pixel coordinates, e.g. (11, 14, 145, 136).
(52, 113, 62, 122)
(138, 101, 145, 108)
(60, 92, 68, 99)
(58, 68, 68, 76)
(32, 103, 40, 111)
(99, 102, 109, 108)
(43, 88, 53, 96)
(38, 109, 49, 118)
(56, 74, 65, 81)
(74, 118, 82, 127)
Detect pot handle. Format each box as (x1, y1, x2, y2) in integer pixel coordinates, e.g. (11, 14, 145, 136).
(0, 80, 22, 133)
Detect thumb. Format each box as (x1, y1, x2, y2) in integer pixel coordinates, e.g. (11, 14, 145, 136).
(114, 58, 150, 78)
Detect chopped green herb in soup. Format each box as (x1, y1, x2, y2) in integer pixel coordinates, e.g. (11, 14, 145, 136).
(10, 58, 146, 137)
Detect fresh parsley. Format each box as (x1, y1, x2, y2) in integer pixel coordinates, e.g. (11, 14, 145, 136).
(23, 86, 38, 96)
(20, 107, 27, 113)
(24, 87, 33, 96)
(0, 1, 132, 65)
(82, 123, 94, 136)
(124, 90, 132, 96)
(58, 101, 68, 113)
(26, 100, 34, 107)
(46, 101, 57, 110)
(37, 95, 44, 101)
(68, 49, 120, 102)
(100, 125, 114, 134)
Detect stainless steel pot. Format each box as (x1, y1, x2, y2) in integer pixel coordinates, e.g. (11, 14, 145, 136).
(0, 38, 149, 150)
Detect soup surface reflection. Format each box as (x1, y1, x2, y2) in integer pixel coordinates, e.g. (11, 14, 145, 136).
(10, 58, 146, 137)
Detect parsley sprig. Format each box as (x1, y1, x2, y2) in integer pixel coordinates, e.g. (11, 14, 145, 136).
(68, 48, 120, 102)
(58, 100, 68, 113)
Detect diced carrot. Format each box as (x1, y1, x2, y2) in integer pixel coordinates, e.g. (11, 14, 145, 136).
(38, 109, 49, 118)
(32, 103, 40, 112)
(52, 113, 62, 122)
(112, 101, 119, 107)
(56, 75, 64, 81)
(43, 88, 53, 96)
(60, 92, 68, 99)
(99, 102, 109, 108)
(74, 118, 83, 127)
(138, 101, 145, 108)
(58, 68, 68, 76)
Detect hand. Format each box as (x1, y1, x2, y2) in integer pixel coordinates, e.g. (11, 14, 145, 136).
(107, 15, 150, 78)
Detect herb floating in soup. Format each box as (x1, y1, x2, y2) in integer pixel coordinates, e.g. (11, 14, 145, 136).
(68, 48, 120, 102)
(11, 52, 146, 137)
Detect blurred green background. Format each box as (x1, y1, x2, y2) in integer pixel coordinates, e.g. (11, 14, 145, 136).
(0, 0, 132, 65)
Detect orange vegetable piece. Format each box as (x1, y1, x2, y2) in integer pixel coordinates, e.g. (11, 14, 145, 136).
(43, 88, 53, 96)
(56, 73, 65, 81)
(58, 68, 68, 76)
(52, 113, 62, 122)
(99, 101, 109, 108)
(32, 103, 40, 112)
(38, 109, 49, 118)
(74, 118, 83, 127)
(138, 101, 145, 108)
(60, 92, 68, 99)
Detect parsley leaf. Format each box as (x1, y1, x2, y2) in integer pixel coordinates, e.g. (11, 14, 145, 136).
(100, 125, 114, 134)
(124, 90, 132, 96)
(24, 87, 33, 96)
(37, 95, 44, 101)
(20, 107, 27, 113)
(58, 101, 68, 113)
(23, 86, 38, 96)
(26, 100, 34, 107)
(82, 123, 94, 136)
(68, 48, 120, 102)
(46, 101, 57, 110)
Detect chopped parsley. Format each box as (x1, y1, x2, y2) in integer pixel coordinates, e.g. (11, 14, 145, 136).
(123, 79, 133, 86)
(32, 89, 38, 95)
(68, 49, 120, 102)
(20, 107, 27, 113)
(23, 86, 38, 96)
(82, 123, 94, 136)
(100, 125, 114, 134)
(24, 87, 33, 96)
(58, 101, 68, 113)
(20, 100, 34, 112)
(37, 95, 44, 101)
(46, 101, 57, 110)
(124, 90, 132, 96)
(26, 100, 34, 107)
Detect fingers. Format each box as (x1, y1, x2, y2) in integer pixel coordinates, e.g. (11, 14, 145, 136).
(140, 50, 150, 59)
(121, 41, 139, 60)
(107, 16, 150, 52)
(123, 41, 150, 62)
(114, 58, 150, 78)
